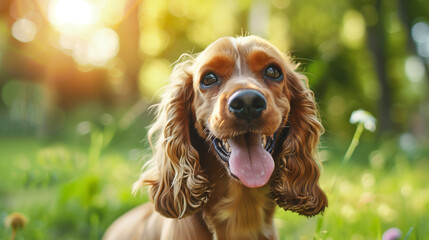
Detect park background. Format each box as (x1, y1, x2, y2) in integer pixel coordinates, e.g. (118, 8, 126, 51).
(0, 0, 428, 239)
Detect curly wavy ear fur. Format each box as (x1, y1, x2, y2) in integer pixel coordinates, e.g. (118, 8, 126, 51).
(271, 66, 328, 216)
(133, 58, 211, 219)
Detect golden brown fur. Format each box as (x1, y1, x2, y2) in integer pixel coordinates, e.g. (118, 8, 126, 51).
(104, 36, 327, 240)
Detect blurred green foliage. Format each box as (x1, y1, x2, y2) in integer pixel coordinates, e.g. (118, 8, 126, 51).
(1, 0, 429, 239)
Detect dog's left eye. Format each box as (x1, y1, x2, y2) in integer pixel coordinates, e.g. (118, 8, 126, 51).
(201, 73, 219, 88)
(264, 66, 283, 82)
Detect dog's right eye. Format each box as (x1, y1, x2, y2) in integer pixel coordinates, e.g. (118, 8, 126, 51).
(200, 73, 219, 88)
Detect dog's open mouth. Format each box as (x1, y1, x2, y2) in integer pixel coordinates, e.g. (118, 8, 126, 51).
(212, 133, 276, 188)
(213, 134, 275, 161)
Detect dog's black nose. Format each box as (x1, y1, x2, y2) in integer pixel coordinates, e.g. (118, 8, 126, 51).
(228, 89, 267, 122)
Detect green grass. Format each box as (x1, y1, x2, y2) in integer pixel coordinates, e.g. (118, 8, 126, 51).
(1, 132, 428, 239)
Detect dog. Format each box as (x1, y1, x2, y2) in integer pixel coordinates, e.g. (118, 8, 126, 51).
(103, 35, 327, 240)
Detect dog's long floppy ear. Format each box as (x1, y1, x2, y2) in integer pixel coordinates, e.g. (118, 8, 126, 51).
(133, 57, 211, 219)
(271, 65, 328, 216)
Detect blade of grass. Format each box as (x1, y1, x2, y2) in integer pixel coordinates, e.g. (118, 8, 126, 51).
(404, 227, 414, 240)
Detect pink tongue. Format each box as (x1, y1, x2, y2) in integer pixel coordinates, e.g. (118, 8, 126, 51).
(228, 133, 274, 188)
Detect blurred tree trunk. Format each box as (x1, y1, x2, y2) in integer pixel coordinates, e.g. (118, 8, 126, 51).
(116, 3, 141, 104)
(366, 0, 394, 132)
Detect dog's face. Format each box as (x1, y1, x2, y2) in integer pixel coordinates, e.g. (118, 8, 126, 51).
(191, 36, 293, 188)
(135, 35, 326, 219)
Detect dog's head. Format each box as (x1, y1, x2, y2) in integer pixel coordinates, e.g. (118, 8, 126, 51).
(135, 36, 327, 218)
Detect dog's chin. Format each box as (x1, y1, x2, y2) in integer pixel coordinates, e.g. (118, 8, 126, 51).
(211, 131, 277, 188)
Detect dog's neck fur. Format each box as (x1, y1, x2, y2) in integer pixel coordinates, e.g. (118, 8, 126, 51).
(200, 153, 277, 240)
(204, 182, 277, 240)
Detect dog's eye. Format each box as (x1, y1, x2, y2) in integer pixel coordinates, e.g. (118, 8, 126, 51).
(201, 73, 219, 87)
(264, 66, 283, 82)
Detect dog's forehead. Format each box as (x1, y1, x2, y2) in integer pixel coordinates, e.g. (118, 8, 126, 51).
(195, 36, 285, 68)
(202, 36, 271, 55)
(198, 37, 238, 60)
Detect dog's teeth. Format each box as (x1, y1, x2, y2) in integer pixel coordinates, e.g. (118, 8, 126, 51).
(225, 141, 231, 152)
(219, 139, 231, 153)
(262, 135, 267, 147)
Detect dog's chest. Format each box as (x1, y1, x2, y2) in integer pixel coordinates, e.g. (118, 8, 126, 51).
(203, 183, 277, 240)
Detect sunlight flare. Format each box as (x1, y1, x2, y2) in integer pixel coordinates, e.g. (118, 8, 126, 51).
(48, 0, 100, 31)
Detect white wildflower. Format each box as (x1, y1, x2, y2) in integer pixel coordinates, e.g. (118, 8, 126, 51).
(350, 109, 376, 132)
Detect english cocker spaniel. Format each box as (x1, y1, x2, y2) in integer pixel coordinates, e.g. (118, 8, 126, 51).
(104, 36, 327, 240)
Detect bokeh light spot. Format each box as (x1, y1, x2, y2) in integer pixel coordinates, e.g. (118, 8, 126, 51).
(77, 121, 91, 135)
(88, 28, 120, 66)
(369, 151, 385, 169)
(400, 184, 413, 197)
(377, 203, 398, 222)
(411, 22, 429, 58)
(341, 11, 365, 48)
(100, 113, 114, 126)
(399, 133, 417, 153)
(341, 204, 357, 222)
(11, 18, 37, 42)
(411, 22, 429, 43)
(361, 173, 375, 189)
(405, 56, 425, 82)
